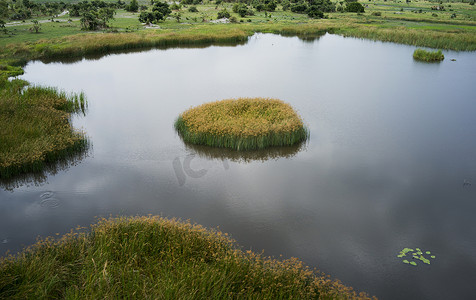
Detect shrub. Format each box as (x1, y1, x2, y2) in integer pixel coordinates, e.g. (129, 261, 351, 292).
(188, 6, 198, 12)
(217, 8, 231, 19)
(233, 3, 254, 17)
(125, 0, 139, 12)
(291, 2, 308, 13)
(139, 2, 171, 23)
(346, 2, 365, 12)
(307, 6, 324, 18)
(170, 3, 182, 10)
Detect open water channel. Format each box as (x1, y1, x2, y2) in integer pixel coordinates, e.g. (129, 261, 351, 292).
(2, 33, 476, 299)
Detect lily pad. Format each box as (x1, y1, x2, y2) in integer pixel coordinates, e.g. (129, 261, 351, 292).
(398, 247, 436, 267)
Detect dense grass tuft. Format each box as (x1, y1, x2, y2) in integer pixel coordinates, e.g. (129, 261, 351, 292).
(0, 216, 375, 299)
(413, 48, 445, 62)
(175, 98, 309, 151)
(0, 78, 88, 179)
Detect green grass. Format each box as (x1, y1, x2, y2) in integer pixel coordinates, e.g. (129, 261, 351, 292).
(175, 98, 309, 151)
(1, 2, 475, 55)
(0, 78, 88, 179)
(0, 216, 375, 299)
(413, 48, 445, 61)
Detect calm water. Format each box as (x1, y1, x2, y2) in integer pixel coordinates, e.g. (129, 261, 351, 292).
(2, 33, 476, 299)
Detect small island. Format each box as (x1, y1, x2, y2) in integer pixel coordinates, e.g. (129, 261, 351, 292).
(413, 49, 445, 62)
(175, 98, 309, 151)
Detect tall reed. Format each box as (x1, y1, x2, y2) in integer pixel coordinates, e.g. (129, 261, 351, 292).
(0, 216, 375, 299)
(175, 98, 309, 150)
(413, 48, 445, 62)
(0, 78, 88, 179)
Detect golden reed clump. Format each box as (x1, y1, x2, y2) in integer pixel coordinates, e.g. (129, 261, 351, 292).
(175, 98, 309, 150)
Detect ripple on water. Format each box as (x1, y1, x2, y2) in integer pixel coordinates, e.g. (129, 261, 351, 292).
(39, 191, 60, 209)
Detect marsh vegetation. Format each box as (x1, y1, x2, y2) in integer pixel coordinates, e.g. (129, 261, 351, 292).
(0, 78, 87, 179)
(0, 216, 374, 299)
(413, 48, 445, 61)
(175, 98, 309, 150)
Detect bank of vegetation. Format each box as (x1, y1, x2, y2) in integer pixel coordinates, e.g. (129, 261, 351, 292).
(0, 78, 87, 179)
(0, 1, 474, 67)
(413, 48, 445, 61)
(0, 216, 375, 299)
(175, 98, 309, 150)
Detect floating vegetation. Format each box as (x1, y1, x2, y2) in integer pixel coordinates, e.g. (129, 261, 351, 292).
(413, 48, 445, 62)
(397, 247, 436, 267)
(0, 78, 88, 179)
(175, 98, 309, 151)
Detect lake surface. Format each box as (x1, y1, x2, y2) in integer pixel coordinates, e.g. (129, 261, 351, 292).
(2, 33, 476, 299)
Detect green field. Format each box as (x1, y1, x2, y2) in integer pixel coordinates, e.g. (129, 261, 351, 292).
(1, 1, 475, 53)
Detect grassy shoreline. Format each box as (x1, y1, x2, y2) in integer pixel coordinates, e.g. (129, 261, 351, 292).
(2, 22, 475, 62)
(0, 79, 88, 179)
(0, 216, 375, 299)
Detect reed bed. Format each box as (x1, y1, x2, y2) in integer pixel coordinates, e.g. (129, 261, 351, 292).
(0, 78, 88, 179)
(0, 216, 375, 299)
(336, 25, 476, 51)
(2, 27, 250, 63)
(175, 98, 309, 151)
(413, 48, 445, 62)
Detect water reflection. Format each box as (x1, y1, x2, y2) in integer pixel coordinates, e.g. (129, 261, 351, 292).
(5, 33, 476, 300)
(182, 141, 307, 163)
(0, 144, 90, 192)
(279, 32, 325, 43)
(39, 40, 248, 65)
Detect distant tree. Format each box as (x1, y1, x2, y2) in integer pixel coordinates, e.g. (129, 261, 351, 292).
(0, 19, 6, 34)
(0, 0, 9, 19)
(217, 8, 230, 19)
(263, 0, 277, 11)
(233, 3, 253, 17)
(309, 0, 335, 12)
(125, 0, 139, 12)
(29, 19, 41, 33)
(80, 7, 115, 30)
(346, 2, 364, 12)
(170, 3, 181, 10)
(139, 1, 171, 24)
(22, 0, 32, 9)
(307, 6, 323, 18)
(173, 11, 181, 22)
(290, 2, 308, 13)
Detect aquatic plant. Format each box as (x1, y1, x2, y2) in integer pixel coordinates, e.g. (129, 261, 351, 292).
(0, 78, 88, 179)
(175, 98, 309, 150)
(413, 48, 445, 62)
(0, 216, 375, 299)
(397, 247, 436, 266)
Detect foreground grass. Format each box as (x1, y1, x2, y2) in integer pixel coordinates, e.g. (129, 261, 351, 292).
(0, 216, 375, 299)
(413, 48, 445, 62)
(0, 78, 87, 179)
(175, 98, 309, 150)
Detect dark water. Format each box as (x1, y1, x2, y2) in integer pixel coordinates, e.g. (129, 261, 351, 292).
(2, 33, 476, 299)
